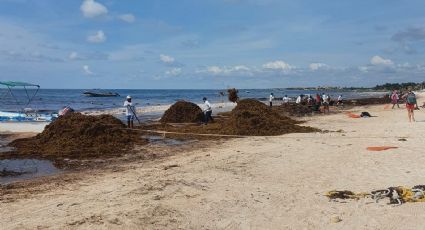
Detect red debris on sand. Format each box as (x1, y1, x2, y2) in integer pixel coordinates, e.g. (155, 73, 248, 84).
(367, 146, 398, 151)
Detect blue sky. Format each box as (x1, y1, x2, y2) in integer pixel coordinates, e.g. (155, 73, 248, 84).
(1, 0, 425, 89)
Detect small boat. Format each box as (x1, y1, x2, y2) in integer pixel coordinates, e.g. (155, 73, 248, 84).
(0, 111, 57, 122)
(0, 81, 58, 122)
(83, 90, 120, 97)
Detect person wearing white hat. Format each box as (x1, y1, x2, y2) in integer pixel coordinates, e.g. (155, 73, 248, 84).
(124, 95, 136, 128)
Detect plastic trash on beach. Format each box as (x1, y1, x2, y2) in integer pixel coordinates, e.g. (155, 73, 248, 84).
(59, 106, 75, 116)
(366, 146, 398, 151)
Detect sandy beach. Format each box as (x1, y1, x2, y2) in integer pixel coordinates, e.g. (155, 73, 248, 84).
(1, 93, 425, 229)
(82, 102, 237, 118)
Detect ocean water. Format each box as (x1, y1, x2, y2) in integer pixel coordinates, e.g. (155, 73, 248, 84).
(0, 88, 387, 113)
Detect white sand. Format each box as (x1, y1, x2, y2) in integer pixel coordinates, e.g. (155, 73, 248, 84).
(1, 93, 425, 229)
(0, 122, 47, 133)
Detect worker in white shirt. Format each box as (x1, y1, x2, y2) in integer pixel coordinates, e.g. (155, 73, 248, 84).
(269, 93, 275, 107)
(203, 97, 214, 125)
(296, 95, 302, 104)
(124, 95, 136, 128)
(337, 95, 343, 106)
(282, 95, 290, 104)
(322, 94, 330, 113)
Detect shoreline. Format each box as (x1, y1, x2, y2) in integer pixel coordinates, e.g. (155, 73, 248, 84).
(1, 93, 424, 228)
(81, 101, 237, 120)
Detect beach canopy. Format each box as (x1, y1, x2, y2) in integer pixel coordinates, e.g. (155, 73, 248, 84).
(0, 81, 41, 109)
(0, 81, 40, 88)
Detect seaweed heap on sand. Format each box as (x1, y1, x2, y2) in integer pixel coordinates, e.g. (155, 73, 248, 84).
(276, 103, 314, 117)
(343, 95, 390, 106)
(152, 99, 318, 136)
(160, 101, 204, 123)
(3, 113, 147, 160)
(220, 99, 316, 135)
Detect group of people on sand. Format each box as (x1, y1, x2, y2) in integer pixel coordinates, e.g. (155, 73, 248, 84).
(269, 92, 343, 114)
(122, 89, 421, 129)
(391, 89, 420, 122)
(123, 95, 214, 128)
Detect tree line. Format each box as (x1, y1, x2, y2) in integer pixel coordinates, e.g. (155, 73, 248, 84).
(373, 82, 425, 91)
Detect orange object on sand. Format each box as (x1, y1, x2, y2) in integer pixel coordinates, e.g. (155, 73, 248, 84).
(346, 112, 361, 118)
(384, 104, 391, 110)
(366, 146, 398, 151)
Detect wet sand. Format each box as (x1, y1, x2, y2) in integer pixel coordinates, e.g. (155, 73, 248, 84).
(1, 93, 425, 229)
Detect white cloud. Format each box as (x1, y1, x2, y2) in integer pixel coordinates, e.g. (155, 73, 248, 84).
(67, 51, 108, 61)
(309, 63, 329, 71)
(207, 66, 223, 74)
(87, 30, 106, 43)
(119, 14, 136, 23)
(358, 66, 369, 73)
(232, 65, 251, 72)
(198, 65, 252, 75)
(80, 0, 108, 18)
(165, 68, 182, 76)
(262, 60, 294, 71)
(370, 55, 394, 66)
(83, 65, 95, 75)
(398, 62, 411, 68)
(69, 51, 78, 60)
(159, 54, 175, 63)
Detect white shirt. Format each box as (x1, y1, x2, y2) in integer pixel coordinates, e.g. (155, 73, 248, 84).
(269, 95, 274, 102)
(283, 96, 289, 103)
(124, 101, 136, 116)
(338, 95, 342, 101)
(204, 100, 212, 112)
(296, 96, 301, 104)
(322, 94, 329, 102)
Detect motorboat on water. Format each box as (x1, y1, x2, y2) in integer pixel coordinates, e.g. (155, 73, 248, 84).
(83, 90, 120, 97)
(0, 110, 57, 122)
(0, 81, 58, 122)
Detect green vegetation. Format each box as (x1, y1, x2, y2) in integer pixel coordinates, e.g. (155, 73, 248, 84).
(373, 82, 425, 91)
(285, 81, 425, 92)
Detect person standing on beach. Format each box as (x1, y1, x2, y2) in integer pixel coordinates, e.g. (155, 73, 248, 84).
(269, 93, 275, 107)
(203, 97, 214, 125)
(313, 93, 322, 112)
(307, 95, 314, 105)
(296, 94, 302, 104)
(322, 93, 330, 113)
(124, 95, 136, 128)
(337, 95, 343, 106)
(282, 95, 290, 104)
(391, 90, 400, 109)
(403, 90, 417, 122)
(316, 94, 321, 105)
